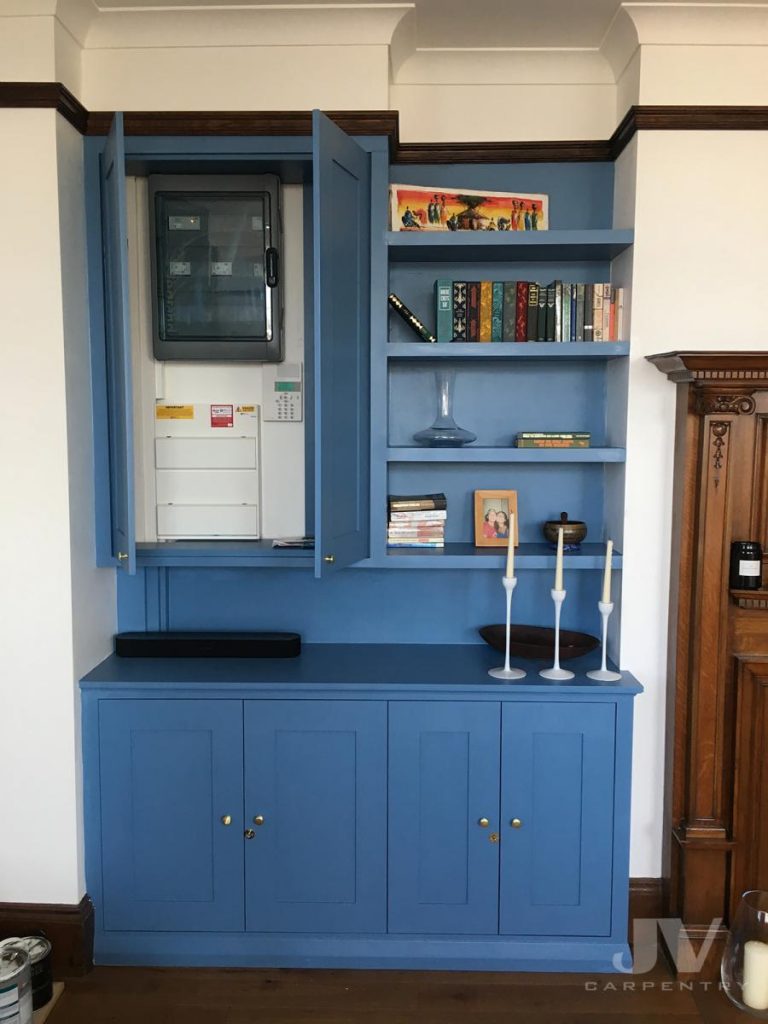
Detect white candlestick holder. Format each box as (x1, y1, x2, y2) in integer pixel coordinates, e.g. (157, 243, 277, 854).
(587, 600, 622, 681)
(488, 576, 527, 680)
(540, 588, 575, 680)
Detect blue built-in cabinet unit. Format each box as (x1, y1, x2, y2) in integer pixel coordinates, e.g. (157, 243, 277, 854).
(81, 649, 640, 970)
(82, 112, 641, 971)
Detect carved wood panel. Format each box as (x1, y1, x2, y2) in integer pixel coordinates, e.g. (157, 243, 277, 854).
(730, 659, 768, 914)
(648, 351, 768, 978)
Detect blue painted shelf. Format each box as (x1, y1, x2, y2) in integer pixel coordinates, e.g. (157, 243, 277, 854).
(387, 342, 629, 359)
(386, 447, 627, 463)
(136, 541, 313, 569)
(382, 542, 622, 570)
(386, 229, 634, 263)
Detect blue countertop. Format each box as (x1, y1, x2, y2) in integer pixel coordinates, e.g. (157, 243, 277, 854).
(81, 644, 642, 696)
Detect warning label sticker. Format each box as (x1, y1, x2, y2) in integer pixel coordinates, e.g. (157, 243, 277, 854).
(210, 404, 234, 428)
(156, 405, 194, 420)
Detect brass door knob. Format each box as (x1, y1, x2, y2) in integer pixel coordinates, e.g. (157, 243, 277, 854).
(220, 815, 232, 826)
(510, 818, 523, 829)
(117, 552, 129, 561)
(253, 815, 265, 826)
(478, 817, 490, 828)
(324, 555, 335, 564)
(244, 829, 256, 839)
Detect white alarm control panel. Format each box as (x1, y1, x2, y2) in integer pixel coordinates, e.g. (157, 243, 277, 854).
(262, 362, 303, 422)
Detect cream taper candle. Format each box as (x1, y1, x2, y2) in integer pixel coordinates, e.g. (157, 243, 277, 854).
(554, 527, 564, 591)
(743, 939, 768, 1010)
(602, 540, 614, 603)
(505, 513, 515, 578)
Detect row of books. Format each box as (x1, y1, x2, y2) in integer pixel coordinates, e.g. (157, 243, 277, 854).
(514, 431, 591, 449)
(387, 493, 447, 549)
(435, 280, 625, 343)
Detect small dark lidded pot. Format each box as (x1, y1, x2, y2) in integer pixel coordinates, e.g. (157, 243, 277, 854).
(542, 511, 587, 551)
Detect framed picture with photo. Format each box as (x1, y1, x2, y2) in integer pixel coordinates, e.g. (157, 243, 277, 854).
(474, 490, 519, 548)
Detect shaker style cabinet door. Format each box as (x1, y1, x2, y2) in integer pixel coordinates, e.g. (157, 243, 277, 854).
(100, 112, 136, 573)
(388, 701, 501, 935)
(98, 699, 244, 931)
(312, 110, 371, 576)
(243, 700, 387, 933)
(499, 701, 616, 937)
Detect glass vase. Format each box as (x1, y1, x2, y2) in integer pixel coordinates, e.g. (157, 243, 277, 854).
(413, 370, 476, 448)
(722, 891, 768, 1016)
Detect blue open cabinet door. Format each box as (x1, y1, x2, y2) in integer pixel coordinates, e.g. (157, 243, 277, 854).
(101, 113, 136, 574)
(312, 110, 371, 577)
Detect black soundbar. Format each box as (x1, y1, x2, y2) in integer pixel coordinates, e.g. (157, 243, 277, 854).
(115, 631, 301, 658)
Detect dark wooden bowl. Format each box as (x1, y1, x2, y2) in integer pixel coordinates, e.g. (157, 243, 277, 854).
(478, 624, 599, 661)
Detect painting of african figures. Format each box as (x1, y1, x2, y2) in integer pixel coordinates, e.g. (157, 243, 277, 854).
(390, 184, 548, 232)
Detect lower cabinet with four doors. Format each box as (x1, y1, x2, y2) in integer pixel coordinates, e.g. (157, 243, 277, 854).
(82, 671, 639, 971)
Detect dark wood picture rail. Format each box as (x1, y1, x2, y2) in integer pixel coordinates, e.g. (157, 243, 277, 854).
(2, 81, 768, 162)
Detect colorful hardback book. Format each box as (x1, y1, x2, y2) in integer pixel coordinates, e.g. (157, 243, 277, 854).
(467, 281, 480, 342)
(491, 282, 504, 342)
(562, 283, 572, 345)
(515, 438, 590, 448)
(388, 493, 447, 511)
(545, 282, 556, 341)
(527, 283, 539, 341)
(388, 293, 436, 343)
(536, 284, 547, 342)
(515, 282, 528, 342)
(575, 283, 585, 341)
(435, 279, 453, 342)
(517, 431, 591, 439)
(387, 541, 445, 548)
(616, 286, 625, 340)
(479, 281, 493, 342)
(602, 284, 612, 340)
(502, 282, 517, 342)
(593, 284, 604, 341)
(583, 283, 594, 342)
(389, 509, 447, 521)
(452, 282, 467, 340)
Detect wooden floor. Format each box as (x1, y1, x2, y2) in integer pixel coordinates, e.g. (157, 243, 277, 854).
(47, 962, 746, 1024)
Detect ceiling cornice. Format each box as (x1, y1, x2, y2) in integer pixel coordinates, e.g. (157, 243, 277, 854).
(3, 83, 768, 162)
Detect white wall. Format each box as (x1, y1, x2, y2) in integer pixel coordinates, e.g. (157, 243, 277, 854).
(620, 129, 768, 875)
(0, 110, 114, 903)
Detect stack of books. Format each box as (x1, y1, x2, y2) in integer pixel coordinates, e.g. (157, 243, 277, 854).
(435, 279, 625, 343)
(515, 432, 591, 449)
(387, 493, 447, 549)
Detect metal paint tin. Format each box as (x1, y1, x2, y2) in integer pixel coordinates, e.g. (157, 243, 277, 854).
(0, 946, 32, 1024)
(0, 938, 52, 1010)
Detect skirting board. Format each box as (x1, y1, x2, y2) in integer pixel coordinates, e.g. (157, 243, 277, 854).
(0, 896, 93, 977)
(0, 882, 661, 977)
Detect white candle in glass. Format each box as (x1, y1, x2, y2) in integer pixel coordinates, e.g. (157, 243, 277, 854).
(505, 513, 515, 578)
(743, 940, 768, 1010)
(554, 527, 564, 591)
(602, 539, 614, 603)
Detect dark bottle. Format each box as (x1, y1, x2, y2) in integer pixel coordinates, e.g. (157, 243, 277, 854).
(730, 540, 763, 590)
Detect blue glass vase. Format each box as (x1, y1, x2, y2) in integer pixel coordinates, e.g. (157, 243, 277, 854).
(413, 370, 476, 448)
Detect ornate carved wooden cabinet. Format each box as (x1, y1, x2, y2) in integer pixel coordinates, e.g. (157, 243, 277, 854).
(650, 351, 768, 976)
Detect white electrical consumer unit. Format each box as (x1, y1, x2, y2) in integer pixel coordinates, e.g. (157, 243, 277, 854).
(261, 362, 303, 421)
(154, 402, 261, 539)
